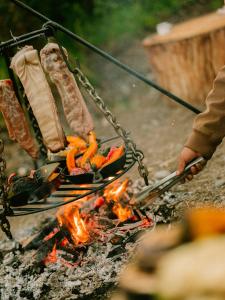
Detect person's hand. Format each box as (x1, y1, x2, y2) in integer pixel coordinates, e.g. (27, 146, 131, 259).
(176, 147, 204, 181)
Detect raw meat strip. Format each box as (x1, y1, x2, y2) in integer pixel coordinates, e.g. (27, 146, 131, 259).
(0, 79, 39, 159)
(10, 45, 66, 153)
(40, 43, 94, 140)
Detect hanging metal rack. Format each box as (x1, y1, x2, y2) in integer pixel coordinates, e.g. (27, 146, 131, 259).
(8, 148, 136, 217)
(0, 1, 202, 239)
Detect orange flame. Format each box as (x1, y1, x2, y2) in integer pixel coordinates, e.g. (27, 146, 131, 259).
(112, 203, 133, 222)
(103, 179, 133, 222)
(104, 178, 129, 203)
(55, 179, 132, 249)
(57, 205, 89, 245)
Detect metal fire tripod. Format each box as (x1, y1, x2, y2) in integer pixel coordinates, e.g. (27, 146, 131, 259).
(0, 0, 202, 239)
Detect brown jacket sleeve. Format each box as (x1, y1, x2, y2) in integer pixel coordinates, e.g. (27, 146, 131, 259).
(185, 65, 225, 159)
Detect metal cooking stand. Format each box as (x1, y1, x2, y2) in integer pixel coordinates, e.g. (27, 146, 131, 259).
(0, 0, 202, 238)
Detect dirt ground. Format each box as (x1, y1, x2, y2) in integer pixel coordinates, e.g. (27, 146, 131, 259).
(1, 38, 225, 241)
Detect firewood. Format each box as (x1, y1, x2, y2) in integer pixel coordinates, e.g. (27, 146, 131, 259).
(23, 219, 58, 250)
(34, 230, 64, 265)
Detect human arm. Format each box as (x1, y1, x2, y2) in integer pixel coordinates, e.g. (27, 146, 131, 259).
(177, 65, 225, 177)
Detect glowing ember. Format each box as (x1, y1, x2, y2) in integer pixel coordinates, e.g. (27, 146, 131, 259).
(112, 203, 133, 222)
(57, 205, 89, 245)
(59, 237, 69, 247)
(94, 196, 105, 209)
(43, 227, 59, 241)
(51, 178, 133, 265)
(43, 243, 57, 265)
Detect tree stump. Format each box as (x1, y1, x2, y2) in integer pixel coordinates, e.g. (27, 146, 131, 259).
(143, 12, 225, 107)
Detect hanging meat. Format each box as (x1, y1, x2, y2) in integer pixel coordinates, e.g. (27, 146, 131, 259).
(40, 43, 94, 140)
(10, 46, 66, 153)
(0, 79, 39, 159)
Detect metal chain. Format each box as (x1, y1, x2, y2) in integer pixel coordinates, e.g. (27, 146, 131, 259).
(0, 139, 13, 239)
(74, 68, 149, 185)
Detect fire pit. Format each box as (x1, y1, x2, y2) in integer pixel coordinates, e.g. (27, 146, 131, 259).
(0, 178, 160, 300)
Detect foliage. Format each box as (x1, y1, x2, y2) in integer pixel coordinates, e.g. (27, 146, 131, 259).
(0, 0, 222, 78)
(0, 0, 223, 46)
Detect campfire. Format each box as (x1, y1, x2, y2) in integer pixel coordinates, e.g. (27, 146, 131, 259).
(0, 177, 165, 299)
(27, 178, 153, 268)
(0, 173, 182, 300)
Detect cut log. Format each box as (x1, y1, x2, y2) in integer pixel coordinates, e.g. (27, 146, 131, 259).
(143, 12, 225, 107)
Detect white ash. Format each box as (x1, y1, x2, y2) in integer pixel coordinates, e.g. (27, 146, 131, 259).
(0, 238, 136, 300)
(148, 191, 183, 224)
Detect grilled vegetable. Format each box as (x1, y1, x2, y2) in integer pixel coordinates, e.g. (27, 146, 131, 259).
(66, 136, 87, 149)
(90, 154, 106, 170)
(80, 131, 98, 168)
(106, 147, 117, 160)
(66, 147, 79, 173)
(101, 146, 125, 168)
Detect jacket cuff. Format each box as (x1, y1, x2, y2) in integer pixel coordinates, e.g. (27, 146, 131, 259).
(185, 130, 218, 159)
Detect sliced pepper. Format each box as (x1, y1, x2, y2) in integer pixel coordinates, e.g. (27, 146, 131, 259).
(106, 147, 117, 160)
(101, 146, 125, 168)
(90, 154, 106, 170)
(70, 168, 86, 176)
(80, 131, 98, 168)
(66, 136, 87, 150)
(66, 147, 79, 173)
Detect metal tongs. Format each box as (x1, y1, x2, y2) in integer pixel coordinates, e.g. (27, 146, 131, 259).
(136, 156, 206, 206)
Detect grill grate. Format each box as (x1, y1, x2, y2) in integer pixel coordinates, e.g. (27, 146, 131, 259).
(2, 149, 136, 217)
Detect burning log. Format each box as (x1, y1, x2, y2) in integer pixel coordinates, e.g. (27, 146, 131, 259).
(23, 219, 58, 250)
(33, 229, 65, 265)
(57, 205, 90, 245)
